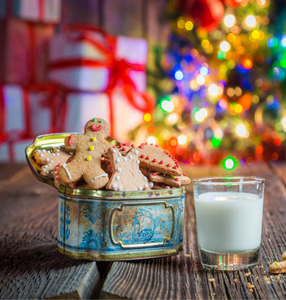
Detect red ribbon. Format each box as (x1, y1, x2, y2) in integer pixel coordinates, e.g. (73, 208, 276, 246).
(49, 24, 155, 136)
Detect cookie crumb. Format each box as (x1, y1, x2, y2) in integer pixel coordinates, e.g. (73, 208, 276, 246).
(184, 254, 190, 258)
(213, 293, 215, 295)
(245, 272, 251, 277)
(250, 289, 253, 292)
(208, 278, 215, 282)
(247, 283, 255, 289)
(233, 279, 238, 283)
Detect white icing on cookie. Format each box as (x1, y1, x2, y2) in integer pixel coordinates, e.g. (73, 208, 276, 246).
(119, 186, 122, 191)
(118, 152, 122, 157)
(112, 149, 117, 153)
(138, 186, 143, 191)
(116, 176, 120, 181)
(94, 174, 108, 180)
(143, 176, 147, 181)
(40, 154, 44, 157)
(135, 150, 139, 155)
(116, 158, 120, 163)
(117, 167, 122, 172)
(136, 160, 140, 164)
(62, 163, 72, 180)
(123, 157, 127, 162)
(144, 183, 148, 188)
(129, 154, 133, 160)
(150, 182, 154, 187)
(112, 183, 117, 188)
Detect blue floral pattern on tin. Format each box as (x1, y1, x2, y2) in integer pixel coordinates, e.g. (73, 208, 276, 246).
(82, 203, 101, 224)
(80, 230, 104, 249)
(60, 202, 71, 240)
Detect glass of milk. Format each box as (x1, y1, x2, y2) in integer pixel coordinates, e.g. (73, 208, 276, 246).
(193, 177, 265, 270)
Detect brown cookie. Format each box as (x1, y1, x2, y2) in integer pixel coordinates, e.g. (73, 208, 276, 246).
(106, 148, 152, 191)
(140, 169, 181, 187)
(152, 183, 171, 190)
(58, 118, 113, 189)
(101, 158, 113, 178)
(33, 146, 71, 179)
(118, 144, 182, 176)
(269, 261, 286, 274)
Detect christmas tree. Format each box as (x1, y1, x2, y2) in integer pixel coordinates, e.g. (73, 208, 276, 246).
(130, 0, 286, 169)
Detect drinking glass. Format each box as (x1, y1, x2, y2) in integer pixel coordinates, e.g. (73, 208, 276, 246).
(193, 177, 265, 271)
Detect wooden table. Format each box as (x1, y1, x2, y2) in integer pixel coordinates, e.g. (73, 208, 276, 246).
(1, 162, 286, 299)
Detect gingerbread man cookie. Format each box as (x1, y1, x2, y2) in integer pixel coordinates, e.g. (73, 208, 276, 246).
(106, 148, 152, 191)
(34, 146, 72, 179)
(58, 118, 113, 189)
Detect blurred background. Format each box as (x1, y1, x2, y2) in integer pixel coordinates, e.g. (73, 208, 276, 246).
(0, 0, 284, 171)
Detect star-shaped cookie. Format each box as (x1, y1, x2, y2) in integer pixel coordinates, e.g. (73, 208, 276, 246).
(106, 148, 152, 191)
(34, 146, 72, 179)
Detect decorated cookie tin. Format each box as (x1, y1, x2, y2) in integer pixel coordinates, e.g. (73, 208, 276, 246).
(26, 133, 185, 261)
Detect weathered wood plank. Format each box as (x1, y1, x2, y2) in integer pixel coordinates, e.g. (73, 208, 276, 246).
(0, 167, 110, 299)
(101, 163, 286, 299)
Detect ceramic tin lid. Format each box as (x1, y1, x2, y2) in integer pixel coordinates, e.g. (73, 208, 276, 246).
(26, 133, 185, 199)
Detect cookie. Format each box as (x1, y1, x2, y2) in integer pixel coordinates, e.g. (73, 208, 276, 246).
(101, 158, 113, 178)
(34, 146, 72, 179)
(119, 144, 182, 176)
(140, 169, 181, 187)
(58, 118, 113, 189)
(269, 261, 286, 274)
(106, 148, 152, 191)
(152, 183, 171, 190)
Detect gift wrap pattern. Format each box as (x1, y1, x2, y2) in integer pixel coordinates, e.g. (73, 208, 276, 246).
(58, 189, 185, 260)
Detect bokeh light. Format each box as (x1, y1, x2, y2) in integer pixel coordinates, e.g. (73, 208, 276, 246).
(178, 134, 187, 145)
(224, 14, 235, 27)
(246, 15, 256, 28)
(236, 124, 248, 137)
(220, 41, 231, 52)
(208, 84, 219, 96)
(144, 113, 152, 123)
(174, 70, 183, 80)
(161, 100, 174, 112)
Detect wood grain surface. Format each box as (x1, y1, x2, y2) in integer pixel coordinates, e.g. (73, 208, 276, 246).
(0, 165, 110, 299)
(101, 163, 286, 299)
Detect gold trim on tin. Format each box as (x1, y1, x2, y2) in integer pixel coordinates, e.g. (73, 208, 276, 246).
(110, 202, 175, 249)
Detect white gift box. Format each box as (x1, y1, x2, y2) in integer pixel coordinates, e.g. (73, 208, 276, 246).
(0, 84, 26, 137)
(0, 84, 55, 140)
(0, 0, 62, 23)
(49, 27, 147, 92)
(0, 138, 33, 162)
(63, 90, 148, 141)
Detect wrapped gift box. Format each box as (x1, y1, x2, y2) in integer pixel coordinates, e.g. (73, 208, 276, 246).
(0, 18, 54, 84)
(63, 90, 152, 141)
(0, 0, 61, 23)
(0, 84, 60, 141)
(0, 138, 34, 162)
(48, 25, 147, 93)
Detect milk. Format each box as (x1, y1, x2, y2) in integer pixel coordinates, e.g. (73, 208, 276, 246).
(195, 192, 263, 253)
